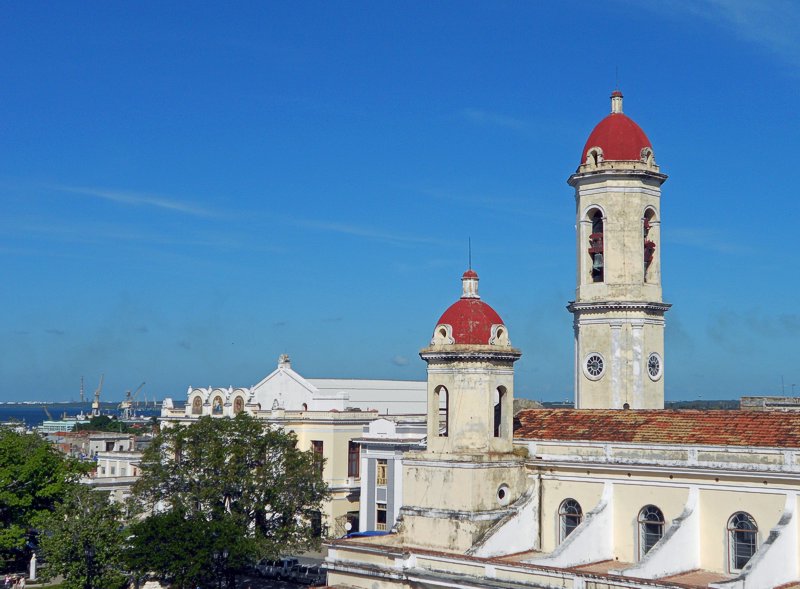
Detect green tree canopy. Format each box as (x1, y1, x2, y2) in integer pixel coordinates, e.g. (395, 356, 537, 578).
(0, 429, 88, 570)
(38, 485, 127, 589)
(75, 416, 130, 433)
(128, 414, 329, 588)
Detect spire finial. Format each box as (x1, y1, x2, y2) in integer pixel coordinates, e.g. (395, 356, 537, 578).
(611, 88, 623, 114)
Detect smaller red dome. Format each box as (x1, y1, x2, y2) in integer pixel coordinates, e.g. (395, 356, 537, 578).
(434, 269, 504, 345)
(436, 299, 504, 345)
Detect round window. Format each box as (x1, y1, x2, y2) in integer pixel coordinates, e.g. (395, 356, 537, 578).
(647, 353, 663, 381)
(583, 353, 605, 380)
(497, 484, 511, 506)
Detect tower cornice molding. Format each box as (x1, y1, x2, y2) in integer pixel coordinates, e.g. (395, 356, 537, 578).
(419, 345, 521, 364)
(567, 300, 671, 314)
(568, 167, 668, 187)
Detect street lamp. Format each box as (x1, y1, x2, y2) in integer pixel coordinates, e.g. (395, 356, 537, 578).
(84, 545, 95, 589)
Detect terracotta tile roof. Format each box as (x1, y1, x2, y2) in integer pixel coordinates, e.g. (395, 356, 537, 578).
(661, 569, 733, 587)
(514, 409, 800, 448)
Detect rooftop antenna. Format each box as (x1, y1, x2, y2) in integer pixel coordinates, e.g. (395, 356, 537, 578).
(468, 237, 472, 269)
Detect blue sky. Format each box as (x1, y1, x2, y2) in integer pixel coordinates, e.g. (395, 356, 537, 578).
(2, 1, 799, 403)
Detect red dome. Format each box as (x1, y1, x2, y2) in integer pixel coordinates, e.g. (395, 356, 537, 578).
(462, 269, 478, 279)
(436, 298, 504, 345)
(582, 113, 651, 162)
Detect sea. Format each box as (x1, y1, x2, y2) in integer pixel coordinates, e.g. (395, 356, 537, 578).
(0, 402, 162, 428)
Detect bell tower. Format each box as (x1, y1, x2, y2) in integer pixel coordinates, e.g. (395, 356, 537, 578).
(568, 91, 670, 409)
(398, 269, 527, 553)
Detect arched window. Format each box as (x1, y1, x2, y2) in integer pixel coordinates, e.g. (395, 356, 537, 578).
(728, 512, 758, 572)
(493, 386, 508, 438)
(559, 499, 583, 543)
(435, 386, 448, 437)
(191, 396, 202, 415)
(588, 209, 604, 283)
(643, 209, 657, 281)
(638, 505, 665, 558)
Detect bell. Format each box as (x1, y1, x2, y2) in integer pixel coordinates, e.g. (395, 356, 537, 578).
(592, 253, 604, 270)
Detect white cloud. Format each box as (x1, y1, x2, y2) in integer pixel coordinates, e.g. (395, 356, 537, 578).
(52, 184, 222, 218)
(654, 0, 800, 70)
(289, 217, 453, 248)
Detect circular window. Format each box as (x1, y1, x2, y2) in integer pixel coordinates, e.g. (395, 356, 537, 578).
(583, 353, 605, 380)
(647, 353, 663, 381)
(497, 484, 511, 506)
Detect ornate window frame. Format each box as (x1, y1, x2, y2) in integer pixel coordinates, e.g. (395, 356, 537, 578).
(638, 505, 665, 559)
(728, 512, 758, 572)
(558, 498, 583, 543)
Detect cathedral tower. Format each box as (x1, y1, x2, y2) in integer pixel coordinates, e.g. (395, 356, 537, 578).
(568, 91, 670, 409)
(398, 269, 527, 552)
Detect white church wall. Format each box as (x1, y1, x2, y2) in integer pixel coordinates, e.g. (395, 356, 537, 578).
(616, 487, 700, 578)
(530, 482, 614, 567)
(613, 482, 688, 563)
(468, 478, 540, 558)
(699, 488, 786, 572)
(711, 493, 798, 589)
(539, 477, 604, 553)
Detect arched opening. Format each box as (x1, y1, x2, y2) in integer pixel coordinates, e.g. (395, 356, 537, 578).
(638, 505, 665, 559)
(435, 386, 449, 437)
(559, 499, 583, 543)
(643, 208, 657, 281)
(191, 396, 202, 415)
(493, 386, 507, 437)
(728, 512, 758, 572)
(588, 209, 604, 283)
(301, 402, 308, 411)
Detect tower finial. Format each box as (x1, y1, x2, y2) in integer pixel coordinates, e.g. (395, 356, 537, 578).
(611, 88, 623, 114)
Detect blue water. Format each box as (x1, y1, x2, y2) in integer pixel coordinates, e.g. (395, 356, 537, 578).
(0, 403, 161, 427)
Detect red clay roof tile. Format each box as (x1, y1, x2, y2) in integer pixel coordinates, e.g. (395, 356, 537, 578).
(514, 409, 800, 448)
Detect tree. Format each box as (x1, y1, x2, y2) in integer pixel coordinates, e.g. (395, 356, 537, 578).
(38, 485, 127, 589)
(128, 414, 329, 588)
(75, 416, 130, 433)
(0, 429, 88, 571)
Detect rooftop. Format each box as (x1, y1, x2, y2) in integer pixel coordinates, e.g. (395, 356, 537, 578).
(515, 409, 800, 449)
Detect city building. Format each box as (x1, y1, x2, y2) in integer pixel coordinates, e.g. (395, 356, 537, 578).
(324, 91, 800, 589)
(86, 432, 152, 503)
(353, 416, 426, 533)
(160, 355, 426, 538)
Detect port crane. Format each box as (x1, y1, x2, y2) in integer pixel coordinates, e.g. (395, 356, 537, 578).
(119, 381, 145, 420)
(92, 374, 104, 417)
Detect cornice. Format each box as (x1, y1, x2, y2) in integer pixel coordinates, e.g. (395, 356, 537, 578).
(567, 300, 671, 314)
(567, 167, 668, 187)
(419, 345, 522, 363)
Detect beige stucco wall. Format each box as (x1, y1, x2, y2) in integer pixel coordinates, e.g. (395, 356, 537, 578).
(571, 168, 667, 411)
(612, 483, 688, 562)
(424, 356, 516, 454)
(539, 478, 605, 552)
(574, 175, 663, 301)
(403, 456, 526, 512)
(698, 488, 786, 572)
